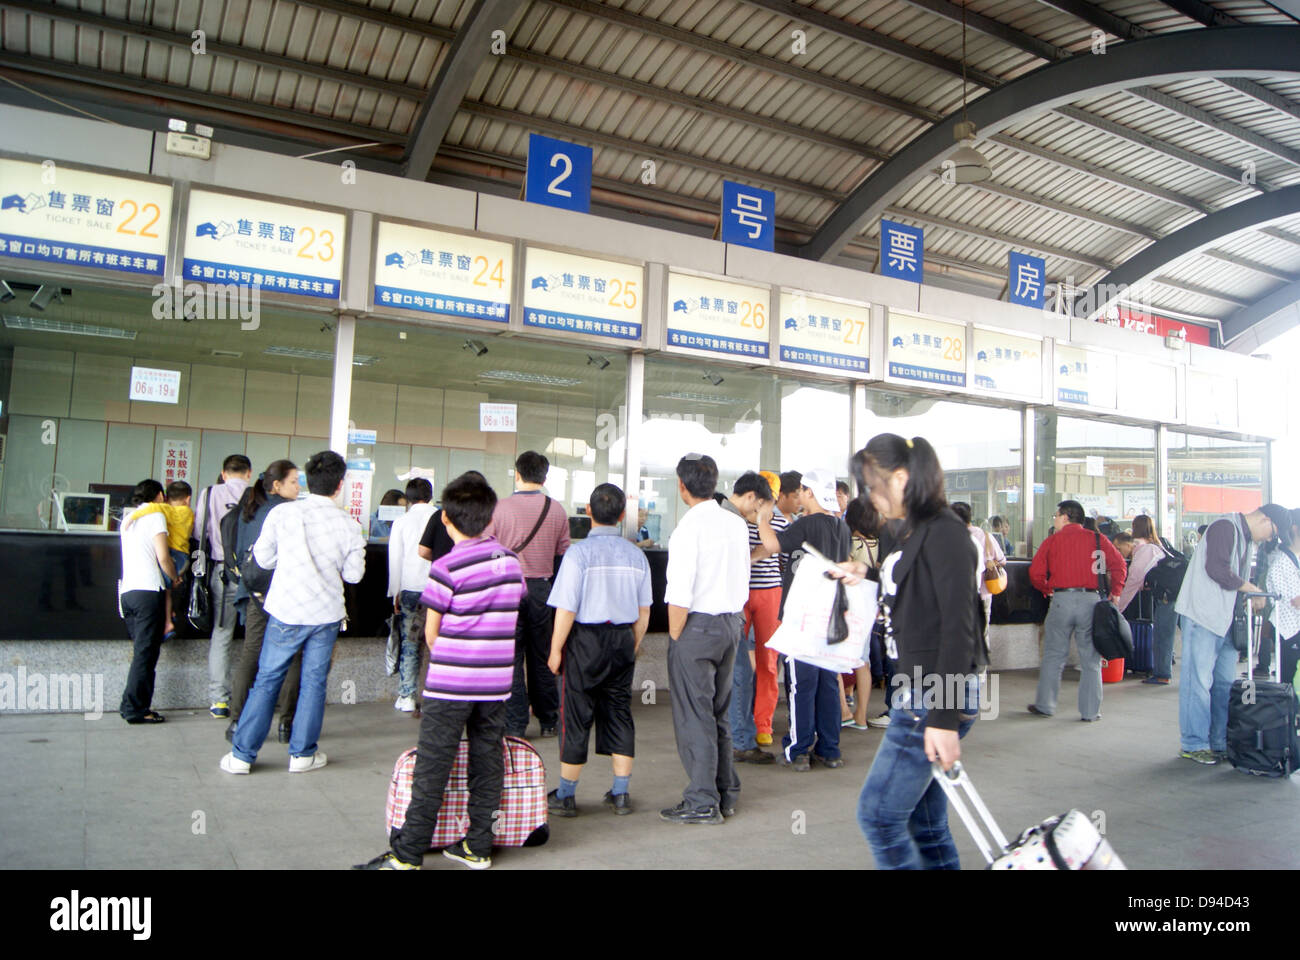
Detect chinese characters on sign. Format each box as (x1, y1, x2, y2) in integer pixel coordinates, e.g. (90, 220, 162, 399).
(1055, 344, 1117, 409)
(183, 190, 345, 300)
(479, 403, 518, 433)
(522, 247, 643, 341)
(971, 328, 1042, 398)
(1007, 252, 1046, 309)
(129, 366, 181, 404)
(886, 312, 965, 387)
(373, 221, 512, 323)
(524, 134, 593, 214)
(0, 159, 171, 276)
(344, 463, 374, 537)
(879, 219, 923, 283)
(665, 271, 770, 360)
(720, 182, 775, 251)
(778, 291, 869, 375)
(160, 439, 194, 486)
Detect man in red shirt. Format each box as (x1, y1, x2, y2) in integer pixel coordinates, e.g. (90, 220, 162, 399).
(1027, 500, 1126, 722)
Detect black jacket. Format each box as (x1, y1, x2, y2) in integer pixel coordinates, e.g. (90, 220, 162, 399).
(881, 507, 987, 731)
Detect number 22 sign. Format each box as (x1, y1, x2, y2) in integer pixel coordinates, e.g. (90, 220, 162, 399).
(524, 134, 592, 214)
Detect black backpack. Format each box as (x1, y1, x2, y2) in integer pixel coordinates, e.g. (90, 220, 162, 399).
(1145, 545, 1188, 605)
(219, 501, 242, 587)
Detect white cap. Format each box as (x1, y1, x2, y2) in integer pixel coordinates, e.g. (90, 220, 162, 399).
(800, 468, 840, 512)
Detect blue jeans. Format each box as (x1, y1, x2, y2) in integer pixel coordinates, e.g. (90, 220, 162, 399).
(232, 615, 340, 763)
(857, 678, 979, 870)
(1178, 616, 1237, 753)
(729, 625, 758, 751)
(1152, 600, 1176, 680)
(396, 590, 427, 699)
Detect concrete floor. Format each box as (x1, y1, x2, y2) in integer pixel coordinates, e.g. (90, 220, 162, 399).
(2, 667, 1297, 870)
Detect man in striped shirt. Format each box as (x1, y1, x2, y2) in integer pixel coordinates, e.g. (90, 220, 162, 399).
(359, 473, 526, 870)
(731, 472, 779, 764)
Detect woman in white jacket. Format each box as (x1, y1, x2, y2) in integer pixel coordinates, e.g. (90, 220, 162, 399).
(1117, 516, 1174, 685)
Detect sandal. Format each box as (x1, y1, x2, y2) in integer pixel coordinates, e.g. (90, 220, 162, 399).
(1141, 676, 1170, 685)
(126, 712, 166, 724)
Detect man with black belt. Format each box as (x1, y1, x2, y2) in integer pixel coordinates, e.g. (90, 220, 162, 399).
(495, 452, 571, 739)
(544, 483, 652, 817)
(661, 454, 752, 825)
(1028, 499, 1126, 722)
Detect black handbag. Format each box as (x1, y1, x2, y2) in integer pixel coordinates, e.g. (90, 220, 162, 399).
(1091, 531, 1133, 662)
(187, 487, 214, 633)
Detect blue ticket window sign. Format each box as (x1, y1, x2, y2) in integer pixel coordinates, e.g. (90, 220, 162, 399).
(880, 219, 923, 283)
(525, 134, 593, 214)
(720, 181, 775, 251)
(1008, 251, 1046, 309)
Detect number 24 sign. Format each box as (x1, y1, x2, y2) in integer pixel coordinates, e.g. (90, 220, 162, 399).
(525, 134, 592, 215)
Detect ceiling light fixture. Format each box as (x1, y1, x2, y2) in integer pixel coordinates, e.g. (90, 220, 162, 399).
(948, 2, 992, 185)
(262, 345, 381, 366)
(655, 391, 735, 406)
(586, 354, 611, 370)
(477, 370, 582, 387)
(29, 285, 64, 311)
(463, 339, 488, 357)
(3, 315, 137, 340)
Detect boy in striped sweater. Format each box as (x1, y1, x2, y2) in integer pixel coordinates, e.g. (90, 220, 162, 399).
(357, 473, 526, 870)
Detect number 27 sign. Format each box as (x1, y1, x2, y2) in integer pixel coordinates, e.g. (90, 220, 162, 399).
(525, 134, 592, 214)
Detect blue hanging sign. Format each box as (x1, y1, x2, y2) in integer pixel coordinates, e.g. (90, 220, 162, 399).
(1008, 251, 1046, 309)
(524, 134, 593, 214)
(880, 219, 923, 283)
(720, 181, 775, 251)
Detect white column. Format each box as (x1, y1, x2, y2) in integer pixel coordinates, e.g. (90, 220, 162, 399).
(622, 351, 645, 540)
(1021, 406, 1036, 555)
(329, 314, 356, 456)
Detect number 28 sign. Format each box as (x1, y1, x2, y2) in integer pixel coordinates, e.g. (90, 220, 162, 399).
(525, 134, 593, 214)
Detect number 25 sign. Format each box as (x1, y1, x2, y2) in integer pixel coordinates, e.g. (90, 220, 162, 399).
(525, 134, 592, 214)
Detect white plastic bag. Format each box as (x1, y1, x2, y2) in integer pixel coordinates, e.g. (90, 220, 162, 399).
(768, 543, 877, 672)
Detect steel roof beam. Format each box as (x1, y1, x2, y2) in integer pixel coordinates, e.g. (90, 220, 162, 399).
(1260, 226, 1300, 249)
(1130, 85, 1300, 170)
(803, 27, 1300, 261)
(1201, 249, 1299, 283)
(882, 208, 1116, 269)
(1033, 0, 1152, 40)
(957, 177, 1160, 239)
(402, 0, 525, 180)
(1222, 278, 1300, 343)
(1150, 276, 1253, 307)
(874, 0, 1061, 62)
(1154, 0, 1238, 28)
(1069, 184, 1300, 316)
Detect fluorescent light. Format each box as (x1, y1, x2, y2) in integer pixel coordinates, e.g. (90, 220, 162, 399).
(478, 370, 581, 386)
(3, 315, 136, 340)
(654, 391, 735, 406)
(262, 345, 380, 366)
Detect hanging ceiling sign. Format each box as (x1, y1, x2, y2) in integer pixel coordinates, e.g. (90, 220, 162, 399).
(1007, 252, 1046, 309)
(886, 311, 965, 387)
(777, 290, 869, 375)
(522, 246, 643, 341)
(373, 221, 512, 323)
(720, 181, 775, 252)
(524, 134, 593, 214)
(183, 189, 344, 299)
(0, 158, 171, 276)
(879, 219, 923, 283)
(666, 271, 770, 360)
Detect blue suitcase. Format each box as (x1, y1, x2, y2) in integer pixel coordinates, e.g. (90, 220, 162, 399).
(1126, 621, 1154, 675)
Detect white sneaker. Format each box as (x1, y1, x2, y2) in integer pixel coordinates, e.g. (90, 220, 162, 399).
(220, 752, 251, 775)
(288, 752, 327, 773)
(866, 712, 892, 729)
(394, 695, 416, 712)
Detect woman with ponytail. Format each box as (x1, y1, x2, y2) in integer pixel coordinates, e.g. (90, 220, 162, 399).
(832, 434, 987, 869)
(226, 460, 301, 744)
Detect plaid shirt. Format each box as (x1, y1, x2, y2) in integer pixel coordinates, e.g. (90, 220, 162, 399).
(253, 494, 366, 625)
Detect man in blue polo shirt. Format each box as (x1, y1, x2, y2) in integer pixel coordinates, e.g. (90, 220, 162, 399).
(545, 483, 653, 817)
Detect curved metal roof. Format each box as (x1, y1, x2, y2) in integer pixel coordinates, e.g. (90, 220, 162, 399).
(1, 0, 1298, 340)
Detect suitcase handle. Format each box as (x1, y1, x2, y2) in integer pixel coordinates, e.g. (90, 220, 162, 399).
(931, 761, 1011, 864)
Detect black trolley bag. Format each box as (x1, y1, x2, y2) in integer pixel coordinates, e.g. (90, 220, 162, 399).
(1227, 592, 1300, 778)
(932, 761, 1126, 870)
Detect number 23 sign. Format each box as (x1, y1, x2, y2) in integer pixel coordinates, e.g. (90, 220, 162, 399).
(525, 134, 593, 214)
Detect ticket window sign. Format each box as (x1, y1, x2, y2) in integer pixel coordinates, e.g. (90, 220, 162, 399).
(880, 219, 923, 283)
(525, 134, 593, 214)
(373, 221, 512, 323)
(1008, 252, 1046, 310)
(666, 272, 770, 359)
(778, 291, 869, 375)
(971, 328, 1042, 398)
(522, 247, 643, 341)
(886, 312, 965, 388)
(720, 182, 775, 252)
(129, 366, 181, 404)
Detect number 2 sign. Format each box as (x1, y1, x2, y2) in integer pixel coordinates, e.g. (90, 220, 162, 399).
(525, 134, 593, 214)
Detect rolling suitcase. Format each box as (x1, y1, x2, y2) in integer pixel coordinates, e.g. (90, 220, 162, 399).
(1127, 621, 1154, 675)
(932, 761, 1126, 870)
(1226, 594, 1300, 778)
(385, 736, 550, 848)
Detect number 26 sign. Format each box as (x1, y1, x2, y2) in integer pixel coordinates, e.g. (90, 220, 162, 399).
(525, 134, 592, 214)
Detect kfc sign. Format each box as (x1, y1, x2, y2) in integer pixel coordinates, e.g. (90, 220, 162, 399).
(1096, 306, 1212, 346)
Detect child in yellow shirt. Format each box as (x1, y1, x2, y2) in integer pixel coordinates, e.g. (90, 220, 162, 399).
(123, 481, 194, 637)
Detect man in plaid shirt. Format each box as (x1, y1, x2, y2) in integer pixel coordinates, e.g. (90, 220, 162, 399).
(220, 450, 365, 775)
(356, 472, 526, 870)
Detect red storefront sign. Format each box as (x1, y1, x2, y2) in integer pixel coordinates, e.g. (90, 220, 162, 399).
(1097, 307, 1213, 346)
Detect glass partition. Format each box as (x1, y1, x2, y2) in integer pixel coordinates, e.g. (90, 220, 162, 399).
(857, 388, 1025, 555)
(641, 357, 852, 542)
(1031, 411, 1156, 552)
(1166, 431, 1268, 555)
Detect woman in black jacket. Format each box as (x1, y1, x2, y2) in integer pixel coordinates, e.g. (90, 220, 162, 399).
(836, 434, 987, 869)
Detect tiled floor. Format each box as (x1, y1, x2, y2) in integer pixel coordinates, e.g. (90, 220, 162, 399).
(3, 668, 1297, 869)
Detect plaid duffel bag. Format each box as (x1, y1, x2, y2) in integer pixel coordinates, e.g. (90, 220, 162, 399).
(385, 736, 549, 848)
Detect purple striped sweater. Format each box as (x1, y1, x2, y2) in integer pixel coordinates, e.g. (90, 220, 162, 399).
(420, 535, 526, 701)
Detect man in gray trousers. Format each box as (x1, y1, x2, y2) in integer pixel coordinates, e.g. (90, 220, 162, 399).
(195, 455, 252, 719)
(660, 454, 752, 825)
(1026, 500, 1127, 722)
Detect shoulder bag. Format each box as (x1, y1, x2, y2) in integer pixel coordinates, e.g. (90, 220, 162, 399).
(186, 486, 214, 634)
(512, 496, 561, 577)
(982, 530, 1007, 595)
(1090, 531, 1132, 662)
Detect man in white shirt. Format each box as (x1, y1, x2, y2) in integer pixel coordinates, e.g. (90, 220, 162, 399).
(388, 478, 435, 713)
(221, 450, 366, 775)
(119, 480, 181, 724)
(660, 454, 751, 825)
